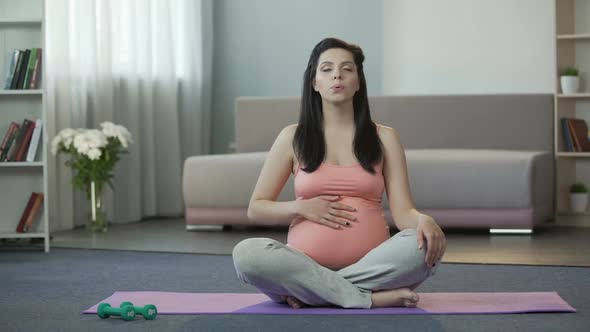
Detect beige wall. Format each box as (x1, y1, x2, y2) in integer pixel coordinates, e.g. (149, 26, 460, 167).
(383, 0, 556, 94)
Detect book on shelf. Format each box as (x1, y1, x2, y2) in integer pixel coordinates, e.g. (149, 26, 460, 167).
(7, 118, 31, 161)
(24, 192, 44, 232)
(561, 118, 574, 152)
(23, 48, 38, 89)
(14, 49, 30, 89)
(0, 122, 19, 161)
(561, 117, 590, 152)
(14, 119, 34, 161)
(3, 48, 43, 90)
(29, 49, 42, 90)
(0, 118, 42, 162)
(26, 119, 43, 162)
(16, 192, 44, 233)
(9, 50, 25, 89)
(0, 121, 18, 159)
(3, 50, 20, 89)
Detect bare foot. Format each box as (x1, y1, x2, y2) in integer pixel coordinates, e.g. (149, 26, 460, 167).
(370, 288, 419, 308)
(280, 295, 306, 309)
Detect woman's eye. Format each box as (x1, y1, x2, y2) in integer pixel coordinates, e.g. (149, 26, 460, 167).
(322, 68, 331, 72)
(344, 68, 353, 71)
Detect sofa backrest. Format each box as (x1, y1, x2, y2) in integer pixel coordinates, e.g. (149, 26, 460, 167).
(235, 94, 554, 153)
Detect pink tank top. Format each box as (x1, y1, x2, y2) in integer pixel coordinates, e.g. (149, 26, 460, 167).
(287, 160, 390, 270)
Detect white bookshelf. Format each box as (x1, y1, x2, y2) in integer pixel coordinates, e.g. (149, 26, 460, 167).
(0, 90, 42, 95)
(0, 0, 49, 251)
(554, 0, 590, 223)
(0, 161, 44, 168)
(557, 92, 590, 98)
(0, 19, 42, 25)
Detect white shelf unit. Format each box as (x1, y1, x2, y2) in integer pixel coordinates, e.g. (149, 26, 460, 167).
(554, 0, 590, 221)
(0, 0, 49, 252)
(0, 89, 42, 95)
(0, 19, 42, 25)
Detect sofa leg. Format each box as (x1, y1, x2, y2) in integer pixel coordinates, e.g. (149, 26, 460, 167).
(489, 228, 533, 235)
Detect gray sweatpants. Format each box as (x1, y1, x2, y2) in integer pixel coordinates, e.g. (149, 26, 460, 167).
(232, 229, 439, 309)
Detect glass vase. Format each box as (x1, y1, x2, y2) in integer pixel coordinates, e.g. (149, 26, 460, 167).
(87, 180, 108, 233)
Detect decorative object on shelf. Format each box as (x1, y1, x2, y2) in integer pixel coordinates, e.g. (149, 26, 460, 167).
(569, 182, 588, 213)
(51, 122, 133, 232)
(560, 67, 580, 95)
(561, 117, 590, 152)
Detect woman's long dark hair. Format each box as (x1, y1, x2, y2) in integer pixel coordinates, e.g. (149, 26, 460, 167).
(293, 38, 383, 174)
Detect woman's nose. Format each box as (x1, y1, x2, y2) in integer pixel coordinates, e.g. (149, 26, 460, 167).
(333, 72, 341, 79)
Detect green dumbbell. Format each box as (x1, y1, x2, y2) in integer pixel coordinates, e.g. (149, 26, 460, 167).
(120, 302, 158, 320)
(97, 303, 136, 321)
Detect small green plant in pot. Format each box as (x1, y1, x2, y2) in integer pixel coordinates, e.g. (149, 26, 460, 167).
(563, 67, 579, 76)
(569, 182, 588, 213)
(560, 66, 580, 95)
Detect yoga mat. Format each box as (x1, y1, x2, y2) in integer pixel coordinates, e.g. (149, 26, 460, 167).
(83, 291, 575, 315)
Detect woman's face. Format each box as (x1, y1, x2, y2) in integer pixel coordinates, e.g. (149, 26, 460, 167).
(313, 48, 360, 104)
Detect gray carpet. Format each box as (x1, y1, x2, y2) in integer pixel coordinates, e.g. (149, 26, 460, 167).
(0, 248, 588, 332)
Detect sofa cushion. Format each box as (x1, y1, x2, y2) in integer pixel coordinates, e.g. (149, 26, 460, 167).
(403, 149, 553, 210)
(183, 149, 553, 212)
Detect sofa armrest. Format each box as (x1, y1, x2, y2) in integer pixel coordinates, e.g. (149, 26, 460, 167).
(183, 151, 296, 209)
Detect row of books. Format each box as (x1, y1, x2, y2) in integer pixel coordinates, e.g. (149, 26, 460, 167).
(16, 192, 44, 233)
(0, 119, 43, 162)
(561, 117, 590, 152)
(3, 48, 43, 90)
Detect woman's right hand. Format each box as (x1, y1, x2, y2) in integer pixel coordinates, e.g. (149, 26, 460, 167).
(293, 195, 358, 229)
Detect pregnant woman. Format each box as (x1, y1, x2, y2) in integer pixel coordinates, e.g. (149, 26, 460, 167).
(232, 38, 446, 309)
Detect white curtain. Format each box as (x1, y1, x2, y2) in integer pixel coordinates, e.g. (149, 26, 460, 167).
(45, 0, 213, 230)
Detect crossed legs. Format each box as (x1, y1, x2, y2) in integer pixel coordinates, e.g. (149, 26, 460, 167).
(232, 229, 439, 309)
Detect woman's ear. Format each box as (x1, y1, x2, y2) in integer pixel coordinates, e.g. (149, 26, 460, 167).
(312, 78, 318, 92)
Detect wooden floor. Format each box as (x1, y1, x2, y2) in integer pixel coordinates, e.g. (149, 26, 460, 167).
(16, 218, 588, 267)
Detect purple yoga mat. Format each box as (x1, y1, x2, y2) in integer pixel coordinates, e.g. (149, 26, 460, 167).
(83, 291, 575, 315)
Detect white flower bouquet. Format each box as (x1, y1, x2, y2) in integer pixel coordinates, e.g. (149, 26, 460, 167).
(51, 122, 133, 231)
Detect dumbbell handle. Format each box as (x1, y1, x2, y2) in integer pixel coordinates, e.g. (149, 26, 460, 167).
(97, 303, 136, 321)
(105, 306, 135, 318)
(120, 302, 157, 320)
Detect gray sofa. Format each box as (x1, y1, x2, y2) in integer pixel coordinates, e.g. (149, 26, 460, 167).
(183, 94, 555, 232)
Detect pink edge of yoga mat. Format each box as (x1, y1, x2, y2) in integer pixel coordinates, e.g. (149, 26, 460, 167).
(83, 291, 576, 315)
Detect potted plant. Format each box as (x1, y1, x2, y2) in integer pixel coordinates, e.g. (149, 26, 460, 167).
(560, 66, 580, 95)
(51, 122, 133, 232)
(569, 182, 588, 213)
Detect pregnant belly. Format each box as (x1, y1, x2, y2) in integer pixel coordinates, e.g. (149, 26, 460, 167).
(287, 197, 390, 270)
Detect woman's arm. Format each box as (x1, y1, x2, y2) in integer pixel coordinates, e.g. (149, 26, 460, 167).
(247, 124, 299, 225)
(378, 125, 421, 230)
(378, 124, 446, 267)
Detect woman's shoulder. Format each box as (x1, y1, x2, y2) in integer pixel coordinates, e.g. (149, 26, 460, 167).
(275, 123, 298, 159)
(277, 124, 299, 173)
(276, 123, 298, 140)
(375, 123, 401, 146)
(283, 123, 298, 133)
(375, 123, 395, 136)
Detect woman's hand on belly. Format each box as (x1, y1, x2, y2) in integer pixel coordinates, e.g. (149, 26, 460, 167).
(293, 195, 357, 229)
(287, 200, 390, 269)
(291, 199, 387, 233)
